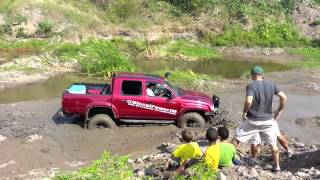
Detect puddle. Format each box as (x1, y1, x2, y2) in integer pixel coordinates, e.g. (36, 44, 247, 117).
(135, 58, 292, 79)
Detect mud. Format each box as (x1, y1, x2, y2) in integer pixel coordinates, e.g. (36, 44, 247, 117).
(0, 69, 320, 178)
(0, 99, 179, 178)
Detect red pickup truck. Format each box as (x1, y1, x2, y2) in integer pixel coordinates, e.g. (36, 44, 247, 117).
(62, 72, 219, 129)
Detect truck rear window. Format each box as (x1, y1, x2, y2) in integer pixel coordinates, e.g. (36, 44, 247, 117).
(122, 80, 142, 96)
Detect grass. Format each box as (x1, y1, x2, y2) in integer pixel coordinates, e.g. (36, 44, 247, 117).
(154, 70, 220, 90)
(53, 151, 218, 180)
(287, 48, 320, 68)
(211, 21, 308, 47)
(167, 40, 221, 60)
(0, 39, 49, 60)
(53, 151, 134, 180)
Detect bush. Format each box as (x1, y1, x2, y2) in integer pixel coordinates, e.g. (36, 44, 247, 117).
(79, 39, 136, 77)
(310, 18, 320, 27)
(166, 0, 216, 13)
(14, 13, 28, 25)
(176, 160, 217, 179)
(0, 23, 12, 35)
(109, 0, 140, 21)
(54, 151, 134, 179)
(16, 27, 27, 38)
(36, 20, 54, 37)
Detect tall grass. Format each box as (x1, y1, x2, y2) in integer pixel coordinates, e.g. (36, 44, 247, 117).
(79, 39, 136, 77)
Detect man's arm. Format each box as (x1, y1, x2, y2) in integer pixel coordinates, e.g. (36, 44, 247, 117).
(242, 96, 253, 121)
(274, 91, 287, 120)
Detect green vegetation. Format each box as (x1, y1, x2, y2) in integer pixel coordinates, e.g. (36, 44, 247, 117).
(155, 70, 219, 89)
(0, 24, 12, 35)
(212, 21, 306, 47)
(0, 39, 48, 59)
(168, 40, 220, 59)
(54, 151, 218, 180)
(16, 27, 27, 38)
(288, 48, 320, 68)
(54, 151, 134, 179)
(79, 39, 136, 77)
(310, 18, 320, 27)
(36, 20, 54, 37)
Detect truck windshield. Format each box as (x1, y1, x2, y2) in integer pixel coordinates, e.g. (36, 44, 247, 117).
(166, 81, 182, 96)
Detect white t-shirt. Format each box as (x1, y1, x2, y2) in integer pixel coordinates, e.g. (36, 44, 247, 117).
(147, 88, 155, 96)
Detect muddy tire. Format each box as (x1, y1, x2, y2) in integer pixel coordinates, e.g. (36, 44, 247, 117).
(179, 112, 206, 129)
(87, 114, 118, 130)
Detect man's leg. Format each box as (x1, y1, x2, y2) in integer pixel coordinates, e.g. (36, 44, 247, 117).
(277, 134, 288, 152)
(260, 121, 280, 170)
(250, 144, 259, 159)
(270, 144, 280, 170)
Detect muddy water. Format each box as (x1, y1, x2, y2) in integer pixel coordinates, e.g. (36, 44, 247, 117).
(280, 94, 320, 144)
(0, 59, 291, 104)
(135, 58, 292, 78)
(0, 74, 104, 104)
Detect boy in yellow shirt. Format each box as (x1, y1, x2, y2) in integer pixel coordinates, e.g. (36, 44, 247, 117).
(167, 130, 202, 174)
(204, 127, 220, 171)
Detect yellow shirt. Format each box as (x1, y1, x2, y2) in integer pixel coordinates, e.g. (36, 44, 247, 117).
(172, 142, 203, 164)
(205, 143, 221, 170)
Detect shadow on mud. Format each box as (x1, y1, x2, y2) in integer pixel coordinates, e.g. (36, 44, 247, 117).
(51, 108, 84, 127)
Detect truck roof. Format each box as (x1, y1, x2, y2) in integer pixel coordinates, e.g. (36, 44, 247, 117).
(113, 72, 164, 81)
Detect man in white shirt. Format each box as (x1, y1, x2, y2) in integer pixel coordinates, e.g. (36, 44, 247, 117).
(146, 83, 156, 96)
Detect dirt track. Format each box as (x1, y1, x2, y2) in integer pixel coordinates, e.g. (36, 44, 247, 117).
(0, 69, 320, 178)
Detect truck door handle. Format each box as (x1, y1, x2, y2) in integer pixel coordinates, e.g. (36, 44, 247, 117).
(120, 99, 128, 102)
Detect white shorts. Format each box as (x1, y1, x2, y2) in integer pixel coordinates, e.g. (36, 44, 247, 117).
(235, 119, 277, 145)
(249, 121, 281, 145)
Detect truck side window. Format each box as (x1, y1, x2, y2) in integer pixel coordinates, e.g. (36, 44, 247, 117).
(122, 80, 142, 96)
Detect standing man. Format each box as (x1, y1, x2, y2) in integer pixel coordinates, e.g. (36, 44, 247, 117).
(233, 66, 287, 172)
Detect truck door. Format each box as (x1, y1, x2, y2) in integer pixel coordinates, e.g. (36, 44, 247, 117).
(113, 80, 147, 118)
(143, 82, 181, 120)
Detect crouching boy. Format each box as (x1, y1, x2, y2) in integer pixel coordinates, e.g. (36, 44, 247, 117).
(218, 127, 241, 168)
(167, 129, 202, 174)
(204, 128, 220, 171)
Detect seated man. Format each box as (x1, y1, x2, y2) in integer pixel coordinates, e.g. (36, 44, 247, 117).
(218, 127, 240, 168)
(146, 83, 156, 96)
(205, 128, 220, 171)
(166, 130, 203, 174)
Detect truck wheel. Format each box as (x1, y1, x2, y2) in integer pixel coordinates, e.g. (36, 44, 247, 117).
(179, 112, 206, 129)
(88, 114, 118, 130)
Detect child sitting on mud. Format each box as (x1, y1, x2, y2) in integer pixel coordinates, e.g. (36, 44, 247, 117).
(165, 129, 202, 174)
(204, 128, 220, 171)
(218, 127, 241, 168)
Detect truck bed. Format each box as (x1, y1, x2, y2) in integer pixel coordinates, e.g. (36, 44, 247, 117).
(66, 83, 110, 95)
